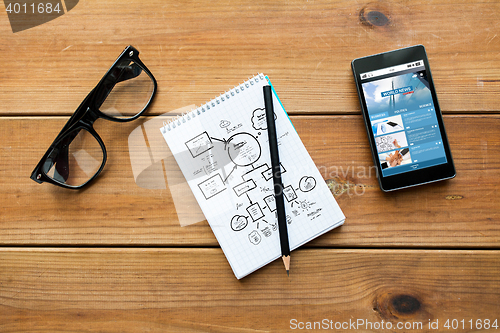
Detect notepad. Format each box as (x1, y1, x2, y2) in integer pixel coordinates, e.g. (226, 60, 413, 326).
(161, 74, 345, 279)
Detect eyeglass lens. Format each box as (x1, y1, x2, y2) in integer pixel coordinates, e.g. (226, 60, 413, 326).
(98, 58, 155, 119)
(43, 128, 104, 187)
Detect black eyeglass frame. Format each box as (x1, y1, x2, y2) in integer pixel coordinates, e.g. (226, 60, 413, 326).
(30, 45, 157, 189)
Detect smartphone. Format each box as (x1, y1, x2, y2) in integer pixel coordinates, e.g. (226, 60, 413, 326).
(352, 45, 455, 191)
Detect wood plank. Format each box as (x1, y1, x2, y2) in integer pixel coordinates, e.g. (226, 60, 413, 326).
(0, 0, 499, 116)
(2, 115, 499, 247)
(0, 248, 499, 332)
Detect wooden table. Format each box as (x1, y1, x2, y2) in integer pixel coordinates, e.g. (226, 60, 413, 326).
(1, 0, 499, 331)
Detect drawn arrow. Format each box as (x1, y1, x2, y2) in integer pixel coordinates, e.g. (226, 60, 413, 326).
(223, 165, 237, 184)
(246, 193, 253, 204)
(211, 136, 231, 150)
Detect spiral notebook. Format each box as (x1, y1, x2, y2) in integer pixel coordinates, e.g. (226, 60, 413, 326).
(161, 74, 345, 279)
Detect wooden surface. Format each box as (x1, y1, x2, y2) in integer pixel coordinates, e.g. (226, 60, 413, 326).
(1, 0, 499, 332)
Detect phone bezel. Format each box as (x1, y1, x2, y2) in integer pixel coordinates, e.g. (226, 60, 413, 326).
(351, 45, 455, 191)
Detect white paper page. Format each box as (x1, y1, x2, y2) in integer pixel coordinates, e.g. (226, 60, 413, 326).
(161, 74, 345, 279)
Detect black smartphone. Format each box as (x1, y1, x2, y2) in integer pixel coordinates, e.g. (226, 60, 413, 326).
(351, 45, 455, 191)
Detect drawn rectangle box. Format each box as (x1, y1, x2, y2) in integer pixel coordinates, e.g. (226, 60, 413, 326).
(264, 195, 276, 212)
(233, 179, 257, 197)
(262, 163, 286, 181)
(283, 185, 298, 202)
(185, 131, 213, 158)
(198, 173, 226, 200)
(247, 203, 264, 221)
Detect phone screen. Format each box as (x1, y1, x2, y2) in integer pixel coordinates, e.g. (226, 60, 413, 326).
(359, 60, 448, 177)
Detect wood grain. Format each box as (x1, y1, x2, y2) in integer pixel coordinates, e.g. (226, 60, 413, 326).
(0, 0, 499, 116)
(1, 0, 499, 330)
(1, 248, 499, 332)
(2, 115, 498, 247)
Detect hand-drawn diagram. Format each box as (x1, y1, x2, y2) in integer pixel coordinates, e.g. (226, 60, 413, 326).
(247, 202, 264, 221)
(264, 195, 276, 212)
(261, 163, 286, 181)
(283, 185, 298, 202)
(299, 176, 316, 192)
(198, 173, 226, 199)
(261, 227, 272, 237)
(183, 106, 325, 246)
(251, 108, 275, 131)
(248, 230, 261, 245)
(227, 133, 261, 167)
(292, 199, 316, 212)
(185, 132, 213, 158)
(233, 179, 256, 197)
(219, 120, 231, 128)
(231, 215, 248, 231)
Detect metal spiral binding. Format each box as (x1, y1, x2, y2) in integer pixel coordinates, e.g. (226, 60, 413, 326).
(162, 73, 265, 133)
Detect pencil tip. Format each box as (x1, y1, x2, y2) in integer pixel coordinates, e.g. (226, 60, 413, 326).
(282, 255, 290, 274)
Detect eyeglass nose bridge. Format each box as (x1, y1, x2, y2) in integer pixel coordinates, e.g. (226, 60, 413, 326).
(81, 106, 101, 124)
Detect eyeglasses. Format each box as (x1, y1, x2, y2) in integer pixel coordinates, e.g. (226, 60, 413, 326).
(30, 45, 157, 189)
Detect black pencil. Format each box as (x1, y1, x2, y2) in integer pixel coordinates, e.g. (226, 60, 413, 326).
(263, 85, 291, 276)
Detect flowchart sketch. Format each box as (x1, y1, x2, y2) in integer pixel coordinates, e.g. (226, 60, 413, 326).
(264, 195, 276, 212)
(242, 164, 269, 182)
(248, 230, 261, 245)
(247, 203, 264, 221)
(198, 173, 226, 199)
(262, 163, 286, 181)
(261, 227, 272, 237)
(251, 107, 275, 131)
(299, 176, 316, 192)
(227, 133, 261, 167)
(233, 179, 257, 197)
(185, 132, 213, 158)
(283, 185, 298, 202)
(231, 215, 248, 231)
(161, 74, 345, 279)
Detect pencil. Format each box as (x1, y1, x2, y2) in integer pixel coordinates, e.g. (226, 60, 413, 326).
(263, 85, 291, 276)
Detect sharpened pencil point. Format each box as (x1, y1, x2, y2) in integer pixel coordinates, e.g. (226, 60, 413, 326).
(282, 255, 290, 275)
